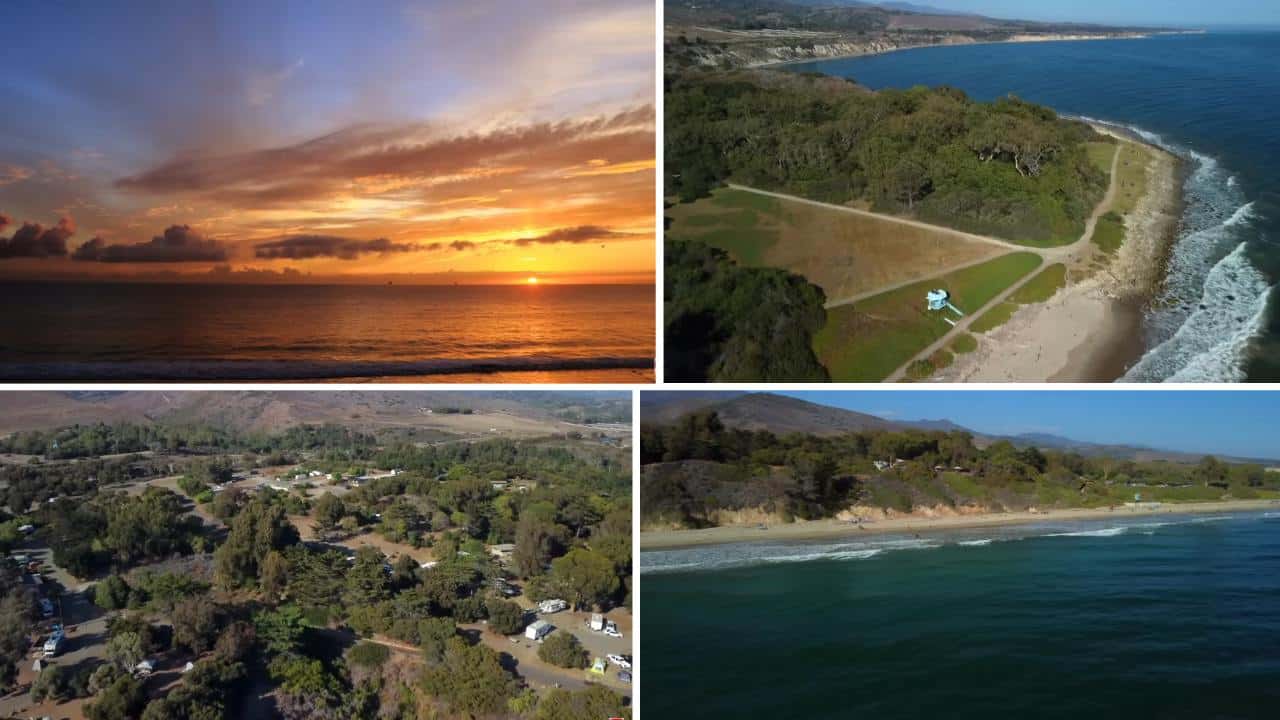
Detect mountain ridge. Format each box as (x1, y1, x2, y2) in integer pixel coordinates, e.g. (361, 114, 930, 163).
(0, 391, 630, 436)
(641, 392, 1280, 465)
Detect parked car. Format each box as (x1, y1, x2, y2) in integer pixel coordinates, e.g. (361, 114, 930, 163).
(607, 653, 632, 669)
(619, 670, 632, 684)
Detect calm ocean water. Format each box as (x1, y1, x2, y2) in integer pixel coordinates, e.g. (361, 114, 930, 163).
(790, 32, 1280, 381)
(641, 511, 1280, 719)
(0, 282, 654, 380)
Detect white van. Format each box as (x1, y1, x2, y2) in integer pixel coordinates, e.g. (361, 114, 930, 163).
(524, 620, 553, 641)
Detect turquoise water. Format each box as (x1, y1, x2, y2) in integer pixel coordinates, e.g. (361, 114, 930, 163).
(790, 32, 1280, 381)
(641, 512, 1280, 719)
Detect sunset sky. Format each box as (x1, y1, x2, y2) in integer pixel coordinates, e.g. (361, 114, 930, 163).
(0, 0, 655, 284)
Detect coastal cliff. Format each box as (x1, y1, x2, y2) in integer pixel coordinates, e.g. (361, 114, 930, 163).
(668, 29, 1152, 70)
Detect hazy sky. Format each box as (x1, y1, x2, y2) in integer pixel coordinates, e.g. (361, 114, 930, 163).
(898, 0, 1280, 27)
(0, 0, 655, 284)
(781, 391, 1280, 459)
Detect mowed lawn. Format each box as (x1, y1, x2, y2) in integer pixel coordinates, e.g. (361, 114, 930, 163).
(814, 252, 1043, 381)
(665, 188, 1001, 300)
(969, 263, 1068, 334)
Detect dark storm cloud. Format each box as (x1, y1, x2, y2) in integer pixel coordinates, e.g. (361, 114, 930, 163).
(508, 225, 628, 246)
(0, 216, 75, 258)
(72, 224, 229, 263)
(423, 226, 636, 253)
(113, 105, 655, 207)
(253, 234, 420, 260)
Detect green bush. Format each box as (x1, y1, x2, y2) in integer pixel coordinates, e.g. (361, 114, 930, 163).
(666, 72, 1108, 246)
(665, 239, 829, 381)
(347, 641, 391, 669)
(485, 598, 526, 635)
(537, 632, 589, 669)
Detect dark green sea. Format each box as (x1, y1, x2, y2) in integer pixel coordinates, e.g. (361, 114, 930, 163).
(641, 511, 1280, 719)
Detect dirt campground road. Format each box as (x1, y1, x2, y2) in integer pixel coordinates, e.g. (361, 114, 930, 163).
(358, 611, 633, 699)
(469, 615, 632, 696)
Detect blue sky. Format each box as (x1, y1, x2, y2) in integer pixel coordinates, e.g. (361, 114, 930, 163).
(899, 0, 1280, 27)
(779, 391, 1280, 459)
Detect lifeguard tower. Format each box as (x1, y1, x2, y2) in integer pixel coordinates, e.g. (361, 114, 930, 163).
(926, 289, 964, 326)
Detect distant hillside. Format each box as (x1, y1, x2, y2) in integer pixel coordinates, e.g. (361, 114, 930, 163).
(664, 0, 1167, 70)
(0, 391, 630, 436)
(643, 392, 1280, 465)
(643, 392, 904, 435)
(640, 391, 748, 424)
(641, 393, 1280, 528)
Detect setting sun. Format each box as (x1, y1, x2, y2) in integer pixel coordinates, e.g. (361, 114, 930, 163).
(527, 276, 539, 285)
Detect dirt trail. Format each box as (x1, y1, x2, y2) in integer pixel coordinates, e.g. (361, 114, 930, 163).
(727, 183, 1028, 253)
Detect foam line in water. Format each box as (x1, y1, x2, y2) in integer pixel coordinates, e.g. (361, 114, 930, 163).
(1122, 242, 1271, 382)
(0, 355, 655, 381)
(639, 538, 937, 574)
(641, 514, 1264, 574)
(1081, 117, 1271, 382)
(1044, 527, 1129, 538)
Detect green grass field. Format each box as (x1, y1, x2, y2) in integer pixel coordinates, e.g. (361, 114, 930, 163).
(951, 333, 978, 355)
(969, 263, 1066, 334)
(1085, 141, 1118, 174)
(814, 252, 1042, 381)
(1093, 212, 1125, 255)
(1112, 142, 1150, 215)
(1010, 263, 1067, 304)
(666, 190, 783, 266)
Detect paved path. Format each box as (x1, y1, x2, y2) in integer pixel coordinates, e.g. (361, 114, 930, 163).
(882, 140, 1124, 381)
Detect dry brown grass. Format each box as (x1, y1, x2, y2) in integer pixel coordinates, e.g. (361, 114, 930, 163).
(667, 188, 1002, 301)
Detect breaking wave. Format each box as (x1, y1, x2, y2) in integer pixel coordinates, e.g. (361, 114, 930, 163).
(0, 355, 654, 381)
(1075, 115, 1271, 382)
(642, 513, 1265, 574)
(1094, 121, 1272, 382)
(640, 538, 936, 574)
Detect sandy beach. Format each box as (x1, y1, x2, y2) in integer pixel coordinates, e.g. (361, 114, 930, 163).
(934, 126, 1183, 382)
(640, 498, 1280, 550)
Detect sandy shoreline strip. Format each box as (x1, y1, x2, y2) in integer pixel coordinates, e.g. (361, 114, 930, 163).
(934, 125, 1183, 382)
(641, 499, 1280, 551)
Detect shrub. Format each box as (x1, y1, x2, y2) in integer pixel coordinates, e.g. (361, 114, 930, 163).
(485, 598, 526, 636)
(537, 632, 589, 669)
(347, 641, 391, 669)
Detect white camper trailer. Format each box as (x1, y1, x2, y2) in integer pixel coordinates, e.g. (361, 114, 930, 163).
(524, 620, 553, 641)
(538, 599, 568, 614)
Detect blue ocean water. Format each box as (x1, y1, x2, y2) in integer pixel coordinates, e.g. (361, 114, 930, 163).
(790, 32, 1280, 381)
(640, 511, 1280, 719)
